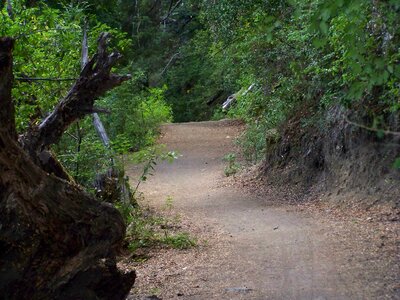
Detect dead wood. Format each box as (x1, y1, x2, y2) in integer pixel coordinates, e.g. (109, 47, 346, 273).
(0, 34, 135, 299)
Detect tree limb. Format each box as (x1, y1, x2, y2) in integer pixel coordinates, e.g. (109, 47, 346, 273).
(81, 21, 89, 69)
(162, 0, 182, 22)
(15, 76, 76, 82)
(345, 117, 400, 137)
(82, 26, 113, 149)
(160, 52, 180, 77)
(22, 33, 131, 153)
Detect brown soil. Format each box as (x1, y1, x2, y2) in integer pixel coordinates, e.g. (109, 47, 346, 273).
(125, 120, 399, 300)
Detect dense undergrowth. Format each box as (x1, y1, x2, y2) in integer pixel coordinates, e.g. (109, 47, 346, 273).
(0, 0, 186, 254)
(122, 202, 197, 256)
(2, 0, 399, 250)
(1, 1, 173, 188)
(200, 1, 400, 167)
(5, 0, 399, 182)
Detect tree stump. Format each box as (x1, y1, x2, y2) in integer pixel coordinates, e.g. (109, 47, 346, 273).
(0, 35, 135, 299)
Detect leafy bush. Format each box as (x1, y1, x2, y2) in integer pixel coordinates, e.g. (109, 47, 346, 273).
(197, 0, 400, 163)
(100, 79, 173, 151)
(1, 1, 130, 133)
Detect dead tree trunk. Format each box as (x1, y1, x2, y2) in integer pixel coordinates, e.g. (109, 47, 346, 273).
(80, 26, 133, 205)
(81, 22, 111, 148)
(0, 34, 135, 299)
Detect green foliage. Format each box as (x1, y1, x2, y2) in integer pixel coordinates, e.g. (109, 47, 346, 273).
(130, 145, 179, 194)
(211, 107, 227, 121)
(1, 0, 142, 189)
(101, 79, 173, 151)
(394, 158, 400, 170)
(123, 205, 196, 253)
(195, 0, 400, 162)
(5, 0, 399, 208)
(163, 195, 175, 210)
(163, 29, 225, 122)
(236, 123, 267, 163)
(223, 153, 240, 176)
(1, 0, 177, 189)
(1, 2, 81, 131)
(1, 0, 130, 132)
(55, 121, 113, 187)
(308, 0, 400, 110)
(125, 207, 162, 252)
(111, 134, 132, 155)
(160, 233, 197, 250)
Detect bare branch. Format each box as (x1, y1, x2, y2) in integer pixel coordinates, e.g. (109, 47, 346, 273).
(65, 131, 78, 141)
(15, 77, 76, 82)
(160, 52, 180, 77)
(93, 113, 111, 147)
(162, 0, 182, 22)
(22, 33, 131, 152)
(81, 21, 89, 69)
(345, 117, 400, 137)
(166, 0, 174, 16)
(84, 28, 113, 150)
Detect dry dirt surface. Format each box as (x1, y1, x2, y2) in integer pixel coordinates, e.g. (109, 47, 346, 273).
(125, 120, 399, 300)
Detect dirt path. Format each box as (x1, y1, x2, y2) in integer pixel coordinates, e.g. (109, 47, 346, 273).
(126, 120, 399, 299)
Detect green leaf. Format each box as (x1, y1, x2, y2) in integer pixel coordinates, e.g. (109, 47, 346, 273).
(393, 158, 400, 169)
(376, 129, 385, 139)
(319, 21, 329, 35)
(313, 38, 327, 48)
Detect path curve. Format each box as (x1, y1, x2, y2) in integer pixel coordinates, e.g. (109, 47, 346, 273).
(128, 120, 394, 300)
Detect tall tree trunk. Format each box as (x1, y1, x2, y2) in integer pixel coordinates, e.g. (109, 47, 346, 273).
(0, 35, 135, 299)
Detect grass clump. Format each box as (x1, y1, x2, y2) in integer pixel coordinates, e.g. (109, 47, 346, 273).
(161, 232, 197, 250)
(119, 203, 197, 255)
(223, 153, 240, 176)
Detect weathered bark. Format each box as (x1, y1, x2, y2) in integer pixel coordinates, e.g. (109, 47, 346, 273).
(93, 113, 112, 147)
(0, 35, 135, 299)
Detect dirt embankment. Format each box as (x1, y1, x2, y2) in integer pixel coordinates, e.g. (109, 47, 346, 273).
(126, 120, 399, 299)
(261, 104, 400, 211)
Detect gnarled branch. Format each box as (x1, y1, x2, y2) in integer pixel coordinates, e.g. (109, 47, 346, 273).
(22, 33, 130, 153)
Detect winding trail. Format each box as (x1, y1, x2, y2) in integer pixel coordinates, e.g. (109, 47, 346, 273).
(127, 120, 396, 299)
